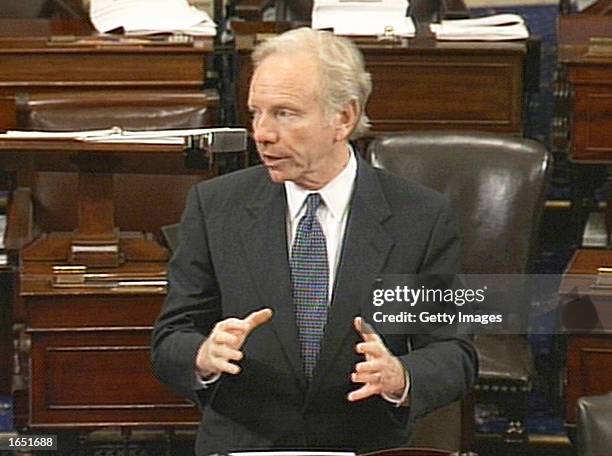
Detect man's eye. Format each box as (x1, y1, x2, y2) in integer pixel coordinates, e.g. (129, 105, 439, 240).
(277, 110, 295, 119)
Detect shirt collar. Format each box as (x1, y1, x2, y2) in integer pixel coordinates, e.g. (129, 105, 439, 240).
(285, 147, 357, 222)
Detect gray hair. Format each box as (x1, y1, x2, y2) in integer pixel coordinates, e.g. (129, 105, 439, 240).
(251, 27, 372, 138)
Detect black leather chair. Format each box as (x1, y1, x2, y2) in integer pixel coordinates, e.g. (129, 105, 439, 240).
(576, 391, 612, 456)
(369, 130, 552, 453)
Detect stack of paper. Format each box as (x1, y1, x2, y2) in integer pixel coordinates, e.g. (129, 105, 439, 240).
(312, 0, 414, 37)
(430, 14, 529, 41)
(90, 0, 216, 36)
(1, 127, 244, 145)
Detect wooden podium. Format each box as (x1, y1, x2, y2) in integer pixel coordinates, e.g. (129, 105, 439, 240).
(1, 138, 214, 431)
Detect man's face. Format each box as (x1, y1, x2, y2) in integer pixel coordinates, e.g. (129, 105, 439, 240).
(248, 52, 351, 190)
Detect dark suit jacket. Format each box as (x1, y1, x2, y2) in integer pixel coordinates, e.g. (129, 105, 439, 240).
(151, 156, 477, 455)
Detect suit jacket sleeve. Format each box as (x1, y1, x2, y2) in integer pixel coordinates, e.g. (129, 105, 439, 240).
(400, 198, 478, 425)
(151, 185, 222, 403)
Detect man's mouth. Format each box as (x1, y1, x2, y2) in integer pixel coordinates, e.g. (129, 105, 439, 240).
(262, 155, 288, 167)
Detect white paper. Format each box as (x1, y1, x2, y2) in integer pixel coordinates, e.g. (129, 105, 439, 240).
(1, 127, 243, 145)
(90, 0, 216, 36)
(437, 13, 524, 29)
(431, 13, 529, 41)
(1, 128, 119, 139)
(312, 0, 414, 37)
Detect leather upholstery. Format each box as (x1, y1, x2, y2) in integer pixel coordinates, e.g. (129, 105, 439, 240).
(369, 131, 551, 276)
(577, 392, 612, 456)
(16, 90, 219, 131)
(30, 172, 203, 242)
(369, 130, 552, 447)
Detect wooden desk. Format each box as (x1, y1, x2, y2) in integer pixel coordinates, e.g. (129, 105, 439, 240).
(16, 261, 199, 429)
(558, 15, 612, 163)
(561, 249, 612, 426)
(0, 18, 213, 131)
(233, 22, 526, 134)
(0, 138, 217, 430)
(0, 139, 214, 267)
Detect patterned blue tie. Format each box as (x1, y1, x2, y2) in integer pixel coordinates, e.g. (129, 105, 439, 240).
(290, 193, 329, 380)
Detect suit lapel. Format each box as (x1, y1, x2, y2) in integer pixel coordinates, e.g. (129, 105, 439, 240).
(309, 158, 395, 394)
(239, 178, 307, 390)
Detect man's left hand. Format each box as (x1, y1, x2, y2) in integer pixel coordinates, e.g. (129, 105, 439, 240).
(348, 316, 407, 402)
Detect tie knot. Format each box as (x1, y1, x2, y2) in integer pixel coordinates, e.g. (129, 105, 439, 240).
(305, 193, 322, 218)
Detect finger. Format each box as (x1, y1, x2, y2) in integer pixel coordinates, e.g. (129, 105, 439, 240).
(211, 330, 240, 347)
(211, 344, 243, 363)
(351, 371, 382, 384)
(354, 359, 384, 374)
(213, 358, 241, 375)
(356, 341, 384, 358)
(354, 317, 380, 343)
(244, 308, 274, 333)
(217, 318, 250, 334)
(347, 383, 380, 402)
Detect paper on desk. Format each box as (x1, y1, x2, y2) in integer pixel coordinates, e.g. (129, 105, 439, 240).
(430, 13, 529, 41)
(81, 127, 243, 144)
(312, 0, 414, 37)
(0, 128, 119, 139)
(90, 0, 216, 36)
(2, 127, 244, 145)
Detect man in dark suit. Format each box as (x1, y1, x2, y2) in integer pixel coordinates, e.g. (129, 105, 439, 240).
(151, 27, 477, 455)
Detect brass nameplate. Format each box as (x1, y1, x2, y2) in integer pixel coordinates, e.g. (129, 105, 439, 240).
(587, 37, 612, 56)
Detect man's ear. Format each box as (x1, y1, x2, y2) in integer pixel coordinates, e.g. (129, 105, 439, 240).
(334, 100, 359, 142)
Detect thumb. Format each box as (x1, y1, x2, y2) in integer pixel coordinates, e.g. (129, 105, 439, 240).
(244, 308, 274, 334)
(354, 316, 379, 342)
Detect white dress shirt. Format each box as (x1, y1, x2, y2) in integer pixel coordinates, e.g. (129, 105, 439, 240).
(284, 149, 356, 301)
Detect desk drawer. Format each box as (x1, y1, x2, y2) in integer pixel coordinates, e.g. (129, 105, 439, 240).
(28, 329, 199, 428)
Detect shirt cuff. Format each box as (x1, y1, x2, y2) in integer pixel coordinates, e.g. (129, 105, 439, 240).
(194, 370, 221, 388)
(381, 369, 410, 407)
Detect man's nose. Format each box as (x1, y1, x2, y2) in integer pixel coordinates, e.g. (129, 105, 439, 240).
(252, 115, 278, 144)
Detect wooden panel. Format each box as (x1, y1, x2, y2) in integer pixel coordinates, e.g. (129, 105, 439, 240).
(365, 55, 523, 132)
(21, 294, 164, 328)
(29, 330, 199, 427)
(571, 83, 612, 161)
(566, 336, 612, 424)
(0, 95, 16, 131)
(0, 53, 205, 88)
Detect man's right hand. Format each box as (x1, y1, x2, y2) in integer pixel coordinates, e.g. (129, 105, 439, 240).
(195, 308, 273, 379)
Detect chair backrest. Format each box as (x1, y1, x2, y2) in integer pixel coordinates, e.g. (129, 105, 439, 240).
(368, 131, 551, 274)
(16, 90, 219, 131)
(577, 391, 612, 456)
(359, 447, 452, 456)
(15, 89, 219, 240)
(30, 172, 204, 239)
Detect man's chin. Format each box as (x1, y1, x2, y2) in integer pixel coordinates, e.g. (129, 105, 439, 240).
(265, 167, 290, 184)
